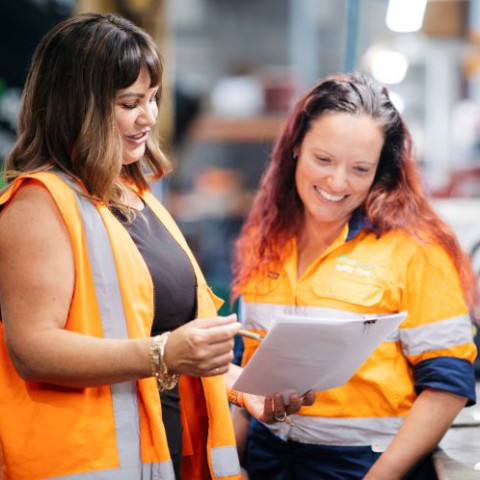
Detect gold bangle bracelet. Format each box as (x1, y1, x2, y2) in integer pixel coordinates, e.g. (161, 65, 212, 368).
(228, 389, 245, 408)
(150, 332, 179, 392)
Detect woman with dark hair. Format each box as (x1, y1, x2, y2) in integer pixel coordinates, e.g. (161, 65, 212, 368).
(0, 13, 312, 480)
(232, 73, 478, 480)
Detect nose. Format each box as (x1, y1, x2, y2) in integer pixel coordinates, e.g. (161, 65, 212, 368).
(137, 103, 157, 127)
(327, 166, 348, 192)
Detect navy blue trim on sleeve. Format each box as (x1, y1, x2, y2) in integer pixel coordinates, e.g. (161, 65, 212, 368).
(414, 357, 476, 406)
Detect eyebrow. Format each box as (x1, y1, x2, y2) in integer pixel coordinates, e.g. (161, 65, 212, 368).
(116, 86, 159, 100)
(117, 92, 145, 99)
(313, 148, 377, 165)
(312, 148, 334, 158)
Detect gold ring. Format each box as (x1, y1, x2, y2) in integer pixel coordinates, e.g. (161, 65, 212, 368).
(274, 412, 287, 422)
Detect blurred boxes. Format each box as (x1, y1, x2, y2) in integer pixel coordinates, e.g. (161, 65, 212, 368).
(423, 0, 468, 37)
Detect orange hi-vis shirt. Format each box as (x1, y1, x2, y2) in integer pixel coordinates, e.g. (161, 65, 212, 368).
(0, 172, 241, 480)
(240, 221, 477, 449)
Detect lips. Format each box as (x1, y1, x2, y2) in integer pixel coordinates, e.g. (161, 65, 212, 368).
(313, 186, 347, 202)
(126, 130, 149, 143)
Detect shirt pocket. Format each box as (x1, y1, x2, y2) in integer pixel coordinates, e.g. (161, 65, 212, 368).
(241, 271, 284, 297)
(311, 276, 387, 309)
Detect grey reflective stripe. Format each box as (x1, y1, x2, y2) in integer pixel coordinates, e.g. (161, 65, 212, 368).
(242, 297, 400, 342)
(400, 314, 473, 356)
(53, 175, 174, 480)
(242, 301, 366, 331)
(52, 462, 173, 480)
(241, 301, 401, 341)
(211, 446, 241, 478)
(73, 185, 141, 469)
(263, 413, 405, 446)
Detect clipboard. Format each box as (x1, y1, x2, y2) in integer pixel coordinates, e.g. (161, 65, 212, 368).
(232, 311, 407, 401)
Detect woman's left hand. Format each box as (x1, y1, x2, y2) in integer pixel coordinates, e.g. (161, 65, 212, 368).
(243, 390, 315, 424)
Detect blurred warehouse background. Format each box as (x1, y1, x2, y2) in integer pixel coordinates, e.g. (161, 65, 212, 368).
(2, 0, 480, 318)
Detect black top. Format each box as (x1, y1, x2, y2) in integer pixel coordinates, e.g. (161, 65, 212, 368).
(119, 203, 197, 480)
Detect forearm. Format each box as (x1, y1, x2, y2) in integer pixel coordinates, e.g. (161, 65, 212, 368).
(365, 388, 467, 480)
(9, 329, 153, 387)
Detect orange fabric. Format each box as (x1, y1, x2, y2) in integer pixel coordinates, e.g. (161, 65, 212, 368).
(0, 173, 240, 480)
(407, 344, 478, 365)
(143, 192, 241, 479)
(240, 229, 476, 421)
(0, 173, 162, 479)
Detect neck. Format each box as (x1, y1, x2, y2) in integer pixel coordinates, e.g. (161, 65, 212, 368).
(296, 217, 346, 278)
(298, 216, 346, 253)
(119, 180, 144, 211)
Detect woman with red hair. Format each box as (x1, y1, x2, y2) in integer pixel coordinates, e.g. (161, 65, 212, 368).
(232, 73, 478, 480)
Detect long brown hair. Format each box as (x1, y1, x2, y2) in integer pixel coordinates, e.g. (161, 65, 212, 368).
(232, 73, 478, 312)
(4, 12, 170, 208)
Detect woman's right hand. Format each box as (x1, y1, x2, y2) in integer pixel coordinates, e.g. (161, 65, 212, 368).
(163, 314, 240, 377)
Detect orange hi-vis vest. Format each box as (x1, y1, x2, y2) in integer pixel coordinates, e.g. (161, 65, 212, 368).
(0, 172, 241, 480)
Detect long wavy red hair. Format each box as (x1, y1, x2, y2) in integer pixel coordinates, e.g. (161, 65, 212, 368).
(232, 73, 478, 314)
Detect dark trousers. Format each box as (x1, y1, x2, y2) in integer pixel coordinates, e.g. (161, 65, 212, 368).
(244, 419, 438, 480)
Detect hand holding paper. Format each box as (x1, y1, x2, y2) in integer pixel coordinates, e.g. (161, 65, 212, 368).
(233, 311, 407, 402)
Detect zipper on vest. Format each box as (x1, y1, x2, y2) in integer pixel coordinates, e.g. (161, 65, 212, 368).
(194, 280, 198, 318)
(152, 282, 157, 328)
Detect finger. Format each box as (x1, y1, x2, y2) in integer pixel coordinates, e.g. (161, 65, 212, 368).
(199, 322, 241, 345)
(301, 389, 316, 406)
(196, 350, 234, 373)
(272, 392, 287, 419)
(195, 336, 235, 358)
(191, 314, 238, 330)
(286, 392, 302, 415)
(203, 363, 231, 377)
(185, 352, 233, 377)
(262, 395, 274, 423)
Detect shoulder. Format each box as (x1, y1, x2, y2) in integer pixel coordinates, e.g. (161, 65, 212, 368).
(0, 181, 70, 254)
(1, 180, 58, 221)
(374, 229, 460, 286)
(356, 228, 423, 262)
(371, 228, 447, 257)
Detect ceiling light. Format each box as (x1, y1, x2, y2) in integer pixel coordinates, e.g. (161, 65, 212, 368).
(370, 50, 409, 85)
(386, 0, 427, 33)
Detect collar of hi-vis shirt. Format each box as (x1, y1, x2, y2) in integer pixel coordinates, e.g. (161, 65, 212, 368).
(283, 210, 375, 285)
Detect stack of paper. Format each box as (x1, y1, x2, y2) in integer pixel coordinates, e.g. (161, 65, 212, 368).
(233, 311, 407, 401)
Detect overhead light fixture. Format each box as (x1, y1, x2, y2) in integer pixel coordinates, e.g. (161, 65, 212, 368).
(386, 0, 427, 33)
(368, 49, 409, 85)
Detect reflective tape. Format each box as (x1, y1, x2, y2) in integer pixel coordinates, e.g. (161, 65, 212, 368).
(264, 414, 405, 447)
(241, 301, 400, 341)
(54, 462, 174, 480)
(400, 315, 473, 356)
(240, 301, 362, 330)
(211, 446, 242, 478)
(56, 177, 174, 480)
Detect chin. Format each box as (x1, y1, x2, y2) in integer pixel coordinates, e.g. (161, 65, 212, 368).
(122, 146, 145, 166)
(122, 155, 142, 166)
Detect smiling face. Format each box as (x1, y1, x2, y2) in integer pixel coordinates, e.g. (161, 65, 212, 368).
(114, 67, 159, 165)
(295, 112, 384, 233)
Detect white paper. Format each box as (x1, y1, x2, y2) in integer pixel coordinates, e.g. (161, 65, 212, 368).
(233, 311, 407, 401)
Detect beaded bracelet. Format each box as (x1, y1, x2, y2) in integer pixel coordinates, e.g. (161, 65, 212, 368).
(228, 389, 245, 408)
(150, 332, 179, 392)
